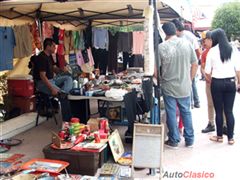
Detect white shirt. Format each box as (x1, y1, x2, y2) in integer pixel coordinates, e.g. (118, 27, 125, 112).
(205, 44, 240, 78)
(181, 30, 200, 50)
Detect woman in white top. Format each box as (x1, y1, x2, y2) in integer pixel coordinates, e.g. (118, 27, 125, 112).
(205, 28, 240, 145)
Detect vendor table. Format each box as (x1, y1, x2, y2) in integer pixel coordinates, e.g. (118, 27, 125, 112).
(68, 95, 123, 124)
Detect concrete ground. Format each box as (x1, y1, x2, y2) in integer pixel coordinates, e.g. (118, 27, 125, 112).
(3, 79, 240, 180)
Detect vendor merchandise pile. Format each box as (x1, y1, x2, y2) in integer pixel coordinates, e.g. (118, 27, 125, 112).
(70, 69, 143, 100)
(0, 119, 132, 180)
(52, 117, 109, 150)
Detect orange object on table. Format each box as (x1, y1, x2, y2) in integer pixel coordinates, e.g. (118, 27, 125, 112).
(21, 158, 69, 174)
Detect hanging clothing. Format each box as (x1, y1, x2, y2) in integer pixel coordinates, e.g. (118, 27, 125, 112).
(82, 49, 90, 63)
(123, 52, 134, 71)
(132, 31, 144, 55)
(87, 48, 95, 67)
(92, 28, 109, 50)
(69, 31, 75, 52)
(76, 50, 85, 66)
(0, 26, 16, 71)
(57, 29, 65, 55)
(83, 25, 92, 48)
(13, 25, 33, 58)
(77, 48, 95, 67)
(92, 48, 108, 75)
(57, 54, 66, 70)
(77, 48, 95, 73)
(117, 32, 132, 53)
(42, 22, 53, 40)
(72, 30, 84, 50)
(52, 26, 59, 44)
(69, 53, 77, 65)
(73, 31, 80, 50)
(30, 21, 42, 52)
(64, 30, 71, 55)
(79, 30, 85, 50)
(108, 31, 118, 73)
(133, 55, 144, 68)
(57, 29, 65, 70)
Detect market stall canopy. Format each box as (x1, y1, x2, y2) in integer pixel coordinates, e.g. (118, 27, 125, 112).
(0, 0, 191, 27)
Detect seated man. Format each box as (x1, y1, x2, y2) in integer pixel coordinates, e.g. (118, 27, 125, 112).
(34, 38, 73, 122)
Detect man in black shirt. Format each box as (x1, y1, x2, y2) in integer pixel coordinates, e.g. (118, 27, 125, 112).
(35, 38, 72, 95)
(35, 38, 73, 122)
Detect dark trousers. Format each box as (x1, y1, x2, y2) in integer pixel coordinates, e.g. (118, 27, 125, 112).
(211, 77, 236, 139)
(92, 48, 108, 75)
(123, 52, 134, 71)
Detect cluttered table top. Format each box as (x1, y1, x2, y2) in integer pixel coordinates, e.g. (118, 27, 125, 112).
(68, 70, 144, 101)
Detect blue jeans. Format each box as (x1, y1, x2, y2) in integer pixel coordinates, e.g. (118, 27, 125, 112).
(191, 77, 200, 106)
(36, 75, 73, 122)
(163, 94, 194, 145)
(211, 77, 236, 139)
(36, 75, 73, 94)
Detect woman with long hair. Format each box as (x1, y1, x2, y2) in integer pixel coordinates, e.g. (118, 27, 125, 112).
(205, 28, 240, 145)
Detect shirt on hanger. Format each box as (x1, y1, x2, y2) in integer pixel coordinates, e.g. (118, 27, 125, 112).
(0, 26, 16, 71)
(92, 28, 109, 50)
(132, 31, 144, 55)
(13, 25, 33, 58)
(117, 32, 132, 53)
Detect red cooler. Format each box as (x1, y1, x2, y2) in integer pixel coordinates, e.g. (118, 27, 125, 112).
(7, 75, 34, 97)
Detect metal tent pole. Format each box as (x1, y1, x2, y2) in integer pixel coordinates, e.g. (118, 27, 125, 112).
(153, 0, 162, 125)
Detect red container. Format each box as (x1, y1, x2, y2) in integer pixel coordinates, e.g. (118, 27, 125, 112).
(10, 95, 36, 113)
(7, 75, 34, 97)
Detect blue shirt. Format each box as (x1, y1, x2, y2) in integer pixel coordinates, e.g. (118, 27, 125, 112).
(0, 27, 16, 71)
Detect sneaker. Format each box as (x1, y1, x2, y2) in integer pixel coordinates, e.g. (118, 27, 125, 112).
(164, 140, 178, 149)
(185, 143, 194, 148)
(201, 123, 215, 133)
(194, 103, 200, 108)
(223, 126, 227, 135)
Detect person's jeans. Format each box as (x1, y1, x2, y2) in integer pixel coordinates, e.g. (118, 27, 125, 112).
(191, 77, 200, 106)
(211, 77, 236, 140)
(163, 93, 194, 145)
(36, 75, 73, 122)
(36, 75, 73, 94)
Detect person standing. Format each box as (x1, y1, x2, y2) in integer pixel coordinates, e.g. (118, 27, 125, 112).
(205, 28, 240, 145)
(200, 31, 215, 133)
(171, 19, 201, 108)
(158, 22, 198, 149)
(201, 31, 227, 133)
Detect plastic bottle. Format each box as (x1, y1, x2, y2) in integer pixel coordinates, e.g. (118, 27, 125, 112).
(73, 79, 79, 89)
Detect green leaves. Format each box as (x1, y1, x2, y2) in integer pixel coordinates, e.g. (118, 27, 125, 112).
(212, 2, 240, 40)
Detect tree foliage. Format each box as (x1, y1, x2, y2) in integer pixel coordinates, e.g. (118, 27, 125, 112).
(212, 2, 240, 40)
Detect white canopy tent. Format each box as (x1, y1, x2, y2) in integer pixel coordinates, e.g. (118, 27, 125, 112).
(0, 0, 192, 76)
(0, 0, 192, 28)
